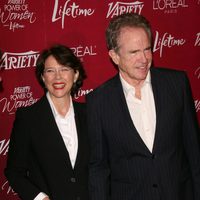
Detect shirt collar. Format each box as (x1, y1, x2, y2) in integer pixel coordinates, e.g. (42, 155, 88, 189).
(46, 92, 73, 119)
(119, 71, 151, 97)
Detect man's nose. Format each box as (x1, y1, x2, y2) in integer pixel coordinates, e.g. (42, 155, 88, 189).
(140, 51, 148, 63)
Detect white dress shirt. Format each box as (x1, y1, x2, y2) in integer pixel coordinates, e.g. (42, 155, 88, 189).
(120, 72, 156, 152)
(47, 92, 78, 168)
(34, 92, 78, 200)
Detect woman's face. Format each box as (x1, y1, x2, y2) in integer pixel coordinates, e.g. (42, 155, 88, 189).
(42, 55, 79, 100)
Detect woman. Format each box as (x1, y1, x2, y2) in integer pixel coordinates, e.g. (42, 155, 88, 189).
(5, 44, 89, 200)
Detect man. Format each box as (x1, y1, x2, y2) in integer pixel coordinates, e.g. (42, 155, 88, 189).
(86, 13, 200, 200)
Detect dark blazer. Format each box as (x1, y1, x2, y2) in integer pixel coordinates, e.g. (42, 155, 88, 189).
(86, 67, 200, 200)
(5, 95, 89, 200)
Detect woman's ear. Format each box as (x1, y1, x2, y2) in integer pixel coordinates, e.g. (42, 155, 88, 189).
(41, 74, 45, 82)
(74, 71, 79, 83)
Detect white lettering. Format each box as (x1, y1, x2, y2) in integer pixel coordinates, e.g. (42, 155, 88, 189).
(153, 31, 186, 57)
(106, 1, 144, 18)
(195, 100, 200, 113)
(74, 88, 93, 99)
(1, 180, 17, 195)
(195, 33, 200, 46)
(70, 45, 97, 58)
(0, 0, 36, 31)
(195, 66, 200, 79)
(0, 97, 38, 115)
(52, 0, 95, 29)
(0, 86, 39, 115)
(153, 0, 188, 10)
(0, 51, 39, 70)
(0, 139, 9, 156)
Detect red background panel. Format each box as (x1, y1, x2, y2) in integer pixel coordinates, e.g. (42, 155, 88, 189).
(0, 1, 199, 199)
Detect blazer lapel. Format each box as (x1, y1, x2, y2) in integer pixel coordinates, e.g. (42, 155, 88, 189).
(112, 75, 151, 155)
(150, 67, 163, 153)
(38, 96, 73, 169)
(73, 102, 88, 171)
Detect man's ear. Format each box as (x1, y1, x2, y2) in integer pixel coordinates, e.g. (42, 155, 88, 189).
(108, 49, 120, 65)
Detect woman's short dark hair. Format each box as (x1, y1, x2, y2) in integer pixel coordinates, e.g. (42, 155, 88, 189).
(36, 44, 86, 97)
(106, 13, 152, 52)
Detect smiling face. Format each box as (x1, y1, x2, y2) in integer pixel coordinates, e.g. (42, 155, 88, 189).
(42, 55, 79, 101)
(109, 26, 152, 87)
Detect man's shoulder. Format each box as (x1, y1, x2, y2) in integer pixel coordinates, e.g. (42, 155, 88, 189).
(87, 74, 119, 99)
(152, 66, 186, 76)
(73, 101, 86, 112)
(151, 66, 187, 80)
(151, 67, 189, 91)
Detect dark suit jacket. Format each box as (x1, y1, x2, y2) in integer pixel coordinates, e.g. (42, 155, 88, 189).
(86, 67, 200, 200)
(5, 95, 89, 200)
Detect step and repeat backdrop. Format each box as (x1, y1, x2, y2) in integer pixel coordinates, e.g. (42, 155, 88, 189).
(0, 0, 200, 199)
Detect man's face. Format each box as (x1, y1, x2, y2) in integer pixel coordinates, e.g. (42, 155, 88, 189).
(109, 26, 152, 86)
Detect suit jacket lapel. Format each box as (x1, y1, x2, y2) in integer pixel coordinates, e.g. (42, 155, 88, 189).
(73, 101, 88, 171)
(112, 75, 151, 155)
(73, 102, 82, 169)
(150, 67, 163, 153)
(38, 96, 73, 169)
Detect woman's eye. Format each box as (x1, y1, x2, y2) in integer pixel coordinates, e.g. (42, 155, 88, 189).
(46, 69, 54, 73)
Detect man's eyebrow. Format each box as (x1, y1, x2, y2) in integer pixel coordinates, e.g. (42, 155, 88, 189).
(145, 46, 152, 50)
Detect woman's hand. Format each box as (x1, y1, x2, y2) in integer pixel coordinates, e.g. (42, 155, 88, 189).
(43, 197, 50, 200)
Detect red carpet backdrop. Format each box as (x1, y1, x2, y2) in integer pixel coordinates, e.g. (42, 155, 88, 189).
(0, 0, 199, 199)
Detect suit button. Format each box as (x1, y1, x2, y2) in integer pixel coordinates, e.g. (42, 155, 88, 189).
(152, 184, 158, 188)
(70, 177, 76, 183)
(152, 154, 156, 159)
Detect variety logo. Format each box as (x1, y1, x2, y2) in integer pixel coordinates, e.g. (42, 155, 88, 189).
(52, 0, 95, 29)
(0, 139, 9, 156)
(0, 46, 95, 70)
(0, 86, 39, 115)
(0, 139, 17, 195)
(195, 32, 200, 46)
(0, 51, 39, 70)
(106, 1, 144, 18)
(153, 0, 188, 13)
(0, 0, 36, 31)
(74, 88, 93, 99)
(153, 31, 186, 57)
(195, 99, 200, 113)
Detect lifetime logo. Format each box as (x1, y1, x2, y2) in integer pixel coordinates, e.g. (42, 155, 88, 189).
(52, 0, 95, 29)
(153, 31, 186, 57)
(106, 1, 144, 18)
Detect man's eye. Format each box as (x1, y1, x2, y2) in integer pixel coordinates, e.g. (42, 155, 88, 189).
(130, 51, 138, 55)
